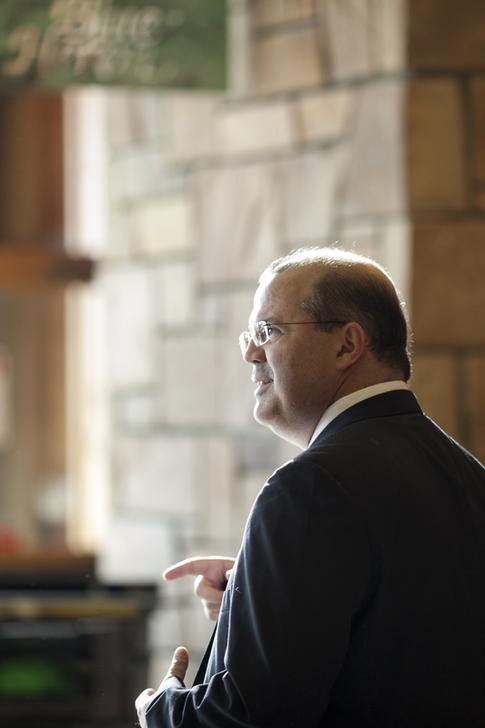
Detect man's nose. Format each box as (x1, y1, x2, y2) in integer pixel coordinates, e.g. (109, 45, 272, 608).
(243, 338, 266, 364)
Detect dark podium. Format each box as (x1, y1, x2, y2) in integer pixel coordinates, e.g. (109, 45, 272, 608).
(0, 551, 156, 728)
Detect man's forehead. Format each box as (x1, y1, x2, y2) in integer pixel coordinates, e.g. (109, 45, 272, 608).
(248, 268, 312, 325)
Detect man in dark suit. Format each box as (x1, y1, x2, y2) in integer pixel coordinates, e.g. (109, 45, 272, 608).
(136, 247, 485, 727)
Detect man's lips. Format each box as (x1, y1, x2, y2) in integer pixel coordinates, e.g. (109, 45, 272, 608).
(252, 377, 273, 393)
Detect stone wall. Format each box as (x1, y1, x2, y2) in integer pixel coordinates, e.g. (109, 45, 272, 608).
(407, 0, 485, 462)
(72, 0, 484, 687)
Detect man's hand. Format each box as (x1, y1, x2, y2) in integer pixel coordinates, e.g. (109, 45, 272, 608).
(163, 556, 235, 621)
(135, 646, 189, 727)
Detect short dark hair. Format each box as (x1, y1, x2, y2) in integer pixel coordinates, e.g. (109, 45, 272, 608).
(262, 247, 412, 381)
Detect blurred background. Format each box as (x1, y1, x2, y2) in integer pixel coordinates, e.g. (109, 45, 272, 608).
(0, 1, 484, 726)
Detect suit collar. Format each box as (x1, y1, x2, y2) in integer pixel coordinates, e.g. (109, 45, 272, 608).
(310, 389, 422, 447)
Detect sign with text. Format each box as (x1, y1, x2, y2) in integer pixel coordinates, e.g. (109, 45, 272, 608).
(0, 0, 226, 90)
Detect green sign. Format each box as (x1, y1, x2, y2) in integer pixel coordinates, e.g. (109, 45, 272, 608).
(0, 0, 226, 90)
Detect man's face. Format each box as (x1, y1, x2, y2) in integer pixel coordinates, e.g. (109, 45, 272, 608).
(243, 268, 344, 448)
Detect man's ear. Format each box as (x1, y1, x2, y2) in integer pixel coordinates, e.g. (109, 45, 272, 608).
(335, 322, 367, 370)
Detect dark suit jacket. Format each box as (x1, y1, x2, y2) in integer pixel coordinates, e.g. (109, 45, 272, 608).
(146, 391, 485, 727)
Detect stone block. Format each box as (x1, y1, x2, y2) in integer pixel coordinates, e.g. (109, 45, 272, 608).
(152, 261, 195, 328)
(132, 194, 194, 255)
(407, 79, 467, 211)
(196, 437, 236, 542)
(114, 389, 159, 431)
(112, 435, 199, 516)
(251, 26, 325, 95)
(318, 0, 405, 79)
(195, 164, 281, 285)
(252, 0, 315, 26)
(218, 100, 294, 156)
(102, 267, 155, 387)
(412, 222, 485, 346)
(278, 148, 349, 243)
(411, 354, 459, 440)
(96, 514, 175, 583)
(408, 0, 485, 71)
(475, 188, 485, 211)
(108, 204, 136, 257)
(342, 81, 405, 217)
(465, 356, 485, 422)
(296, 88, 354, 143)
(160, 336, 218, 425)
(109, 148, 164, 203)
(470, 77, 485, 183)
(367, 0, 406, 73)
(319, 0, 371, 80)
(105, 89, 163, 147)
(163, 92, 220, 163)
(105, 90, 134, 147)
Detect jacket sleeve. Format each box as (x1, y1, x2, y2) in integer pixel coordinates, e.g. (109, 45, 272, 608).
(144, 459, 374, 728)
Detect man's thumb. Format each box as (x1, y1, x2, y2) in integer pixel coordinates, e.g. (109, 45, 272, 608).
(169, 646, 189, 682)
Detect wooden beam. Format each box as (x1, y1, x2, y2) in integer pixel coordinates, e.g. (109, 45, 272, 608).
(0, 243, 94, 289)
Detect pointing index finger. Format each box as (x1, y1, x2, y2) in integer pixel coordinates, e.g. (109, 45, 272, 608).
(163, 557, 220, 580)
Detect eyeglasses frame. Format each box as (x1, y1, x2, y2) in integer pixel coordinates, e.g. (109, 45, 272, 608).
(239, 319, 347, 355)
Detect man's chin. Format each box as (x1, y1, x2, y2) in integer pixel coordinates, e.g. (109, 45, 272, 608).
(253, 403, 273, 428)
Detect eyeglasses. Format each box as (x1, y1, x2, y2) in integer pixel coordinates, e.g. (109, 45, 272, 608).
(239, 319, 346, 356)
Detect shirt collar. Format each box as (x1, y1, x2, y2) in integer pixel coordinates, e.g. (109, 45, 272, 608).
(307, 380, 409, 448)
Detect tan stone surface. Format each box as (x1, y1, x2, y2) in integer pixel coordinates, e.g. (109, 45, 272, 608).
(407, 79, 467, 211)
(152, 261, 195, 328)
(475, 188, 485, 210)
(252, 0, 315, 26)
(465, 356, 485, 421)
(252, 26, 325, 94)
(278, 148, 348, 242)
(110, 149, 165, 202)
(318, 0, 405, 79)
(471, 77, 485, 183)
(194, 163, 281, 285)
(412, 222, 485, 345)
(132, 194, 194, 255)
(164, 92, 220, 162)
(103, 267, 155, 386)
(218, 99, 294, 155)
(197, 437, 236, 541)
(342, 80, 405, 216)
(367, 0, 405, 73)
(408, 0, 485, 70)
(113, 435, 199, 514)
(411, 354, 459, 440)
(105, 89, 162, 146)
(320, 0, 370, 80)
(162, 337, 218, 425)
(296, 88, 354, 143)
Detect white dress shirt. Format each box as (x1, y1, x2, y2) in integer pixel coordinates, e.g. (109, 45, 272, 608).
(308, 380, 409, 448)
